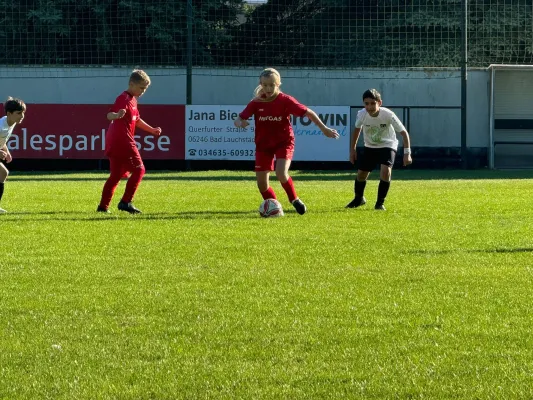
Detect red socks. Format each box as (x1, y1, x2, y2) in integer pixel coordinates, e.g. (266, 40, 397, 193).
(281, 177, 297, 203)
(261, 187, 277, 200)
(260, 178, 297, 203)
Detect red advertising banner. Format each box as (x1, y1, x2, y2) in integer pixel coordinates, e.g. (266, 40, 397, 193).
(2, 104, 185, 159)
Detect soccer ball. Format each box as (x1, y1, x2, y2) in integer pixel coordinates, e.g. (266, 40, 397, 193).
(258, 198, 284, 218)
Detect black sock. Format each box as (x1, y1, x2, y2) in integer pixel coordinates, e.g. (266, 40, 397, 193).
(354, 178, 367, 197)
(377, 180, 390, 204)
(0, 182, 4, 203)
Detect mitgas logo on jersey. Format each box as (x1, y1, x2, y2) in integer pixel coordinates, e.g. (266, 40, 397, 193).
(258, 116, 283, 122)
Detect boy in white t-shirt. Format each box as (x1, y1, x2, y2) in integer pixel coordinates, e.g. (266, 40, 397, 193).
(0, 97, 26, 214)
(346, 89, 412, 210)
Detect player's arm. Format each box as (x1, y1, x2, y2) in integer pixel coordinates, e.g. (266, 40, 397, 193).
(0, 144, 12, 163)
(399, 130, 412, 166)
(136, 118, 162, 136)
(350, 127, 361, 164)
(304, 109, 339, 139)
(235, 103, 254, 129)
(107, 110, 126, 120)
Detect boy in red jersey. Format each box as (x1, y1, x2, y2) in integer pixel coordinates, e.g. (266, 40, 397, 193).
(97, 70, 162, 214)
(234, 68, 339, 215)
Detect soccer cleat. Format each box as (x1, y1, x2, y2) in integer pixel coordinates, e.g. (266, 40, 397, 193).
(96, 206, 111, 213)
(346, 196, 367, 208)
(374, 202, 386, 211)
(0, 207, 6, 214)
(292, 198, 307, 215)
(118, 201, 142, 214)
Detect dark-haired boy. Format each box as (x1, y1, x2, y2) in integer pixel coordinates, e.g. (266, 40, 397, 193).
(346, 89, 412, 211)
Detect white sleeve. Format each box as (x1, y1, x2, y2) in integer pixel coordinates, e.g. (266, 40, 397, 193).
(355, 111, 365, 128)
(391, 113, 406, 132)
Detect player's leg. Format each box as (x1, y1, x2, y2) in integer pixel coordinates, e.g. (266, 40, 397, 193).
(118, 155, 145, 214)
(256, 150, 277, 200)
(98, 157, 126, 213)
(346, 147, 373, 208)
(275, 157, 295, 202)
(275, 145, 306, 215)
(375, 148, 396, 211)
(0, 162, 9, 213)
(275, 157, 305, 215)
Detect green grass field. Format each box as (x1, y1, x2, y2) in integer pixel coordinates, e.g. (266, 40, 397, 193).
(1, 169, 533, 399)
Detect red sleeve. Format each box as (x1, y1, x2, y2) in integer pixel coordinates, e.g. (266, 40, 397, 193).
(284, 94, 308, 117)
(109, 93, 128, 113)
(239, 100, 257, 120)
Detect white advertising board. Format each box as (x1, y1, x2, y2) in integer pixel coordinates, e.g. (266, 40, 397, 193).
(292, 106, 350, 161)
(185, 105, 350, 161)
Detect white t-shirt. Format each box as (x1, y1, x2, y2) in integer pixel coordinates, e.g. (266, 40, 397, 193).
(0, 116, 16, 148)
(355, 107, 406, 150)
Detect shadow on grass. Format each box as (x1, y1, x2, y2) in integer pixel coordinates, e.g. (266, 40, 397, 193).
(409, 247, 533, 255)
(8, 169, 533, 182)
(297, 169, 533, 181)
(1, 210, 261, 222)
(0, 207, 355, 221)
(6, 211, 82, 216)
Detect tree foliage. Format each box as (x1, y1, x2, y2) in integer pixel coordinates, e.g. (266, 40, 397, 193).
(0, 0, 530, 68)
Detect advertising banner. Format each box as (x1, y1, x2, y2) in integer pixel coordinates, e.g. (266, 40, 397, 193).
(185, 106, 255, 160)
(185, 105, 350, 161)
(292, 106, 350, 161)
(5, 104, 185, 159)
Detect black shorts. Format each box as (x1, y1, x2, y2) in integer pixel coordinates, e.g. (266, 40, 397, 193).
(358, 147, 396, 172)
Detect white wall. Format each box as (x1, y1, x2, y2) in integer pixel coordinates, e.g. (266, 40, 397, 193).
(0, 67, 489, 148)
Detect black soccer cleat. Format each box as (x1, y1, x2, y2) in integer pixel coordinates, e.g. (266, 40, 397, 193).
(374, 202, 386, 211)
(96, 206, 110, 213)
(346, 196, 367, 208)
(292, 198, 307, 215)
(118, 201, 142, 214)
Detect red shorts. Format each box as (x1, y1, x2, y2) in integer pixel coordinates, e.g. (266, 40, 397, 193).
(109, 152, 144, 177)
(255, 146, 294, 172)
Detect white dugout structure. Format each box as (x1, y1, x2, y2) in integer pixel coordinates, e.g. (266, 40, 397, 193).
(489, 65, 533, 169)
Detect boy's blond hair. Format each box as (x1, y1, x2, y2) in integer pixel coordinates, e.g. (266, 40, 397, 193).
(129, 69, 151, 85)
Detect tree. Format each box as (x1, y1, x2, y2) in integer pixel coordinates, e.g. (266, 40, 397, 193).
(0, 0, 531, 68)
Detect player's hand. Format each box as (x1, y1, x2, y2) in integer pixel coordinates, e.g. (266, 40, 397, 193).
(0, 150, 6, 160)
(349, 148, 357, 164)
(234, 119, 249, 129)
(323, 128, 339, 139)
(152, 127, 162, 136)
(4, 152, 12, 163)
(117, 109, 126, 119)
(403, 154, 412, 166)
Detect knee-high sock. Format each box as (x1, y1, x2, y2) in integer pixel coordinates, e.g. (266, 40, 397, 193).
(121, 164, 146, 203)
(0, 182, 4, 203)
(281, 177, 297, 203)
(261, 187, 277, 200)
(377, 180, 391, 203)
(354, 178, 367, 197)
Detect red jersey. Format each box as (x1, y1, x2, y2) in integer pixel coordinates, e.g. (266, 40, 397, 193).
(239, 92, 307, 150)
(105, 91, 140, 158)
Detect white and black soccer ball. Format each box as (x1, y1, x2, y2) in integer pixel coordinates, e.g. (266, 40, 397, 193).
(258, 198, 284, 218)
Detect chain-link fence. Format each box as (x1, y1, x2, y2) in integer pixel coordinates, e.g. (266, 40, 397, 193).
(0, 0, 531, 75)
